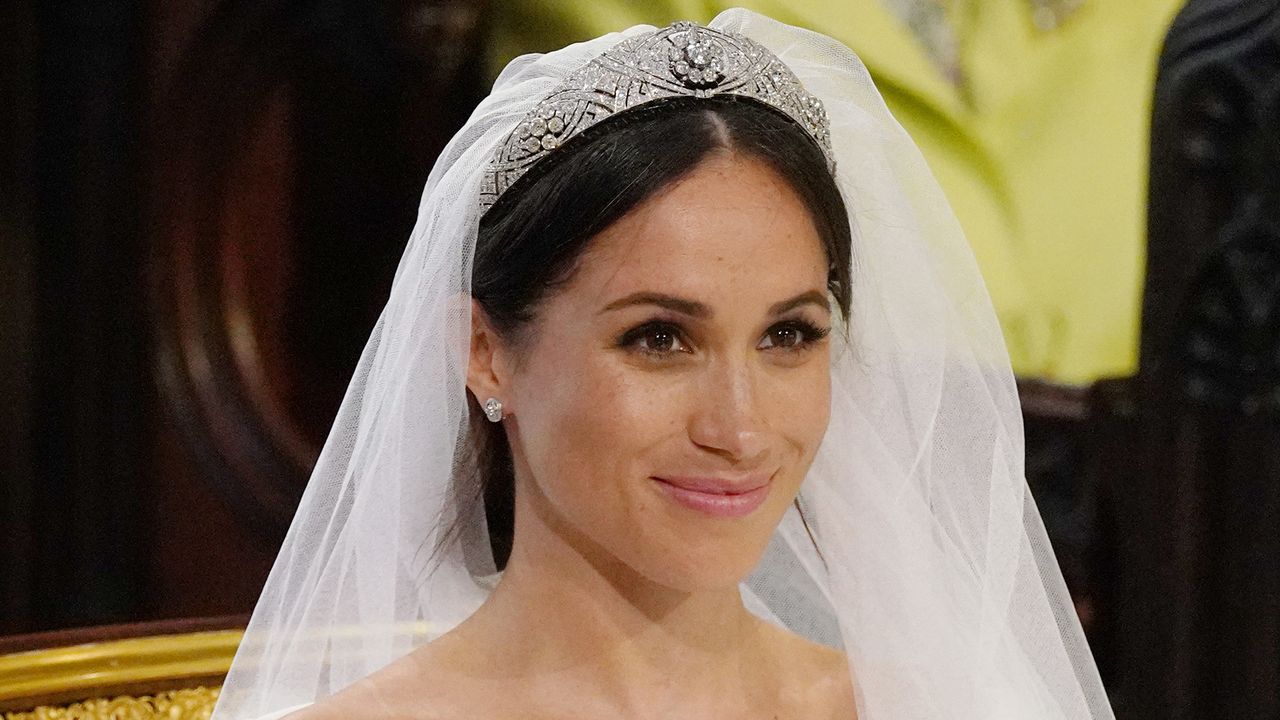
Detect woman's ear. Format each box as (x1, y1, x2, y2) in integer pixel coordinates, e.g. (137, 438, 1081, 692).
(466, 298, 510, 414)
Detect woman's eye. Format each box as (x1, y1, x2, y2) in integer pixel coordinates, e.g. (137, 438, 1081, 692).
(622, 322, 691, 356)
(765, 326, 803, 349)
(759, 320, 831, 351)
(620, 319, 829, 357)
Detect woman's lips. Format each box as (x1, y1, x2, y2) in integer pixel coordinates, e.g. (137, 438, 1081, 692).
(650, 474, 772, 518)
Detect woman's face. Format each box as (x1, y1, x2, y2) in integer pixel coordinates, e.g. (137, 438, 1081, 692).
(491, 151, 833, 591)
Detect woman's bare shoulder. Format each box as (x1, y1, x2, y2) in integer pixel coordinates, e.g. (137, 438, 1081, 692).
(278, 630, 510, 720)
(280, 647, 462, 720)
(755, 619, 857, 719)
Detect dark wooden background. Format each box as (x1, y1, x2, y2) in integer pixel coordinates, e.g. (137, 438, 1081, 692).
(2, 0, 1278, 717)
(1, 0, 487, 630)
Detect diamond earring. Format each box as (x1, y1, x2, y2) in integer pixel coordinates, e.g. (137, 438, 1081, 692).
(483, 397, 504, 423)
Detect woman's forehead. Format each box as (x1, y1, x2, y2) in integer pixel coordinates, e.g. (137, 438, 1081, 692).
(572, 155, 828, 298)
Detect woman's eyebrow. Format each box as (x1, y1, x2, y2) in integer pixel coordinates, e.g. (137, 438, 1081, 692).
(769, 289, 830, 315)
(601, 292, 709, 317)
(600, 289, 829, 317)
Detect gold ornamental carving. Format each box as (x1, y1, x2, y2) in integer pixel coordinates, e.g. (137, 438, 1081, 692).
(3, 686, 220, 720)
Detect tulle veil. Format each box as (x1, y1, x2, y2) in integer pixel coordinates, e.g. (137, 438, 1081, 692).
(212, 9, 1114, 719)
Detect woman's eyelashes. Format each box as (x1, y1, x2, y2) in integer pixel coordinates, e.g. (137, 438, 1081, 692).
(616, 318, 831, 359)
(760, 319, 832, 350)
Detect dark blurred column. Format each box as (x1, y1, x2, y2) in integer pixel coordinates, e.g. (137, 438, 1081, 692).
(0, 0, 41, 634)
(0, 0, 150, 632)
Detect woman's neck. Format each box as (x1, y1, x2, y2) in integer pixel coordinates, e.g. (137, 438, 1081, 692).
(448, 486, 773, 717)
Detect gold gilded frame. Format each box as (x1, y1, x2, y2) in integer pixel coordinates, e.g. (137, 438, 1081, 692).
(0, 629, 241, 718)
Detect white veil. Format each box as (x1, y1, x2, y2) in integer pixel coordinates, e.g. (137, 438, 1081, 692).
(213, 9, 1113, 719)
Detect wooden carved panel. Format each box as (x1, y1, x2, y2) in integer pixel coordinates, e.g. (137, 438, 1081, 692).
(150, 0, 488, 536)
(1109, 3, 1280, 718)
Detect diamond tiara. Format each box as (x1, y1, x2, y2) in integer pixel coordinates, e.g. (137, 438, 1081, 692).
(479, 21, 836, 212)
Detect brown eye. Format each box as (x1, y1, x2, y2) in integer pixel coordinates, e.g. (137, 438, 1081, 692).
(620, 322, 691, 356)
(758, 320, 831, 352)
(770, 326, 802, 348)
(644, 327, 680, 352)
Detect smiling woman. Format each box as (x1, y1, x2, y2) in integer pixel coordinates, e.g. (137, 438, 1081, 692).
(213, 10, 1113, 720)
(472, 146, 838, 599)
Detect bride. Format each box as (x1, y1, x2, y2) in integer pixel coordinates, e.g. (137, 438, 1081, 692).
(213, 9, 1113, 720)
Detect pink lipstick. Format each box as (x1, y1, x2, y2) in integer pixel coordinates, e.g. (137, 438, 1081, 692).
(650, 473, 772, 518)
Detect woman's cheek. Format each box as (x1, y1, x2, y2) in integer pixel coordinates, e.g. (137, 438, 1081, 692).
(533, 357, 661, 508)
(762, 359, 830, 490)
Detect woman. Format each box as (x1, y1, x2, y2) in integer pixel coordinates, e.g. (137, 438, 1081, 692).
(214, 10, 1113, 720)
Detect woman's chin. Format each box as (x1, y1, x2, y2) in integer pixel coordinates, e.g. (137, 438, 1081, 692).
(610, 499, 792, 593)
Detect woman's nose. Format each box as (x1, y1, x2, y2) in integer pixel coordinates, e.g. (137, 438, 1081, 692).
(686, 356, 769, 462)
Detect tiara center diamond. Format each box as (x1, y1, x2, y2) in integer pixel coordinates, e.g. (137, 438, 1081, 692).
(670, 30, 726, 88)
